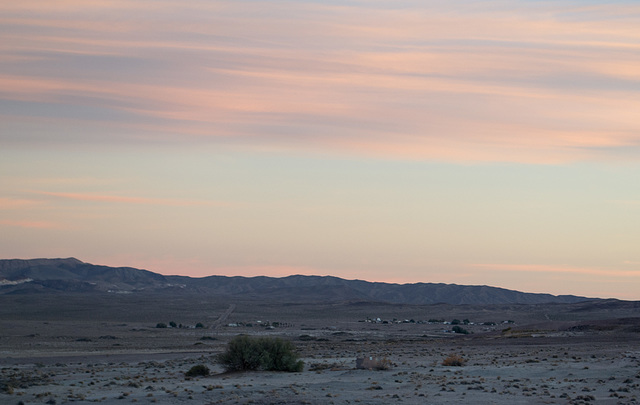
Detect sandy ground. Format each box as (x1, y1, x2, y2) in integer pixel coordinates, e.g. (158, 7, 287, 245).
(2, 329, 639, 404)
(2, 296, 640, 404)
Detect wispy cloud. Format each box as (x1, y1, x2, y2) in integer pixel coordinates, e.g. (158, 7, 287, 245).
(32, 191, 230, 207)
(0, 197, 42, 209)
(0, 219, 59, 229)
(1, 1, 639, 163)
(473, 263, 640, 278)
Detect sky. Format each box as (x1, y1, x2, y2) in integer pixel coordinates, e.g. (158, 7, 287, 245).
(1, 0, 639, 300)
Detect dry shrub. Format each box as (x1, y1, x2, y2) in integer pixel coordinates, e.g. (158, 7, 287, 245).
(442, 354, 466, 367)
(375, 357, 392, 370)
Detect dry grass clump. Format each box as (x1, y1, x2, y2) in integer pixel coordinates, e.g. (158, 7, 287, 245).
(308, 362, 348, 372)
(375, 357, 393, 370)
(442, 354, 466, 367)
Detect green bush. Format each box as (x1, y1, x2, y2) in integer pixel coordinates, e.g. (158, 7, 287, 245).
(156, 322, 167, 328)
(185, 364, 210, 377)
(452, 325, 470, 334)
(218, 335, 304, 372)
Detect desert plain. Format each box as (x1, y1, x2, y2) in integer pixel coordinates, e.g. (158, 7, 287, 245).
(1, 293, 639, 404)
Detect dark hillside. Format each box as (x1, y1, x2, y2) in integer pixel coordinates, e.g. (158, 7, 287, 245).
(1, 258, 595, 305)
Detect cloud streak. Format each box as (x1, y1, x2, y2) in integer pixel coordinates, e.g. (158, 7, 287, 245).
(473, 263, 640, 278)
(32, 191, 228, 207)
(2, 1, 639, 163)
(0, 197, 43, 210)
(0, 219, 59, 229)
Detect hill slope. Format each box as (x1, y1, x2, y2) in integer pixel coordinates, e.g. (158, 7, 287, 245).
(0, 258, 592, 305)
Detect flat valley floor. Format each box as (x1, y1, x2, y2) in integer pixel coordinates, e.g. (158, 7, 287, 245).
(1, 294, 639, 404)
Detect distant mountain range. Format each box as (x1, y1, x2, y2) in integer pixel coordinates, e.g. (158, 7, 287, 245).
(0, 258, 594, 305)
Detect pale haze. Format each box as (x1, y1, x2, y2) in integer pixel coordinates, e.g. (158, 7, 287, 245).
(1, 1, 639, 299)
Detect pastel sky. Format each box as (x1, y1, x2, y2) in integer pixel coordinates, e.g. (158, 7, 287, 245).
(2, 0, 639, 299)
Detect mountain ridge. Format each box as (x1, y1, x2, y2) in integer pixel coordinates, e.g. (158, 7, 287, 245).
(0, 258, 595, 305)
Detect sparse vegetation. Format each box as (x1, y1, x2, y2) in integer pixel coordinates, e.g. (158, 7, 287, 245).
(308, 362, 348, 372)
(442, 354, 466, 367)
(374, 357, 392, 370)
(185, 364, 210, 377)
(452, 325, 470, 334)
(155, 322, 167, 328)
(218, 335, 304, 372)
(1, 383, 14, 394)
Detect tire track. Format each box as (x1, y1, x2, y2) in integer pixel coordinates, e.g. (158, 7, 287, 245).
(212, 303, 236, 329)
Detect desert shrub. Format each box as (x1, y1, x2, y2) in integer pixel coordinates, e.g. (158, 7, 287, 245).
(374, 357, 392, 370)
(218, 335, 304, 372)
(195, 322, 205, 328)
(185, 364, 210, 377)
(309, 362, 332, 371)
(218, 335, 264, 371)
(309, 362, 348, 371)
(169, 321, 177, 328)
(1, 383, 14, 394)
(442, 354, 466, 367)
(156, 322, 167, 328)
(259, 336, 304, 372)
(99, 335, 117, 340)
(452, 325, 470, 334)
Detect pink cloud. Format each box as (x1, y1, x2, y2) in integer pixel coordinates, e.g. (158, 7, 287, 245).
(32, 191, 228, 207)
(0, 219, 59, 229)
(2, 1, 640, 163)
(0, 197, 42, 209)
